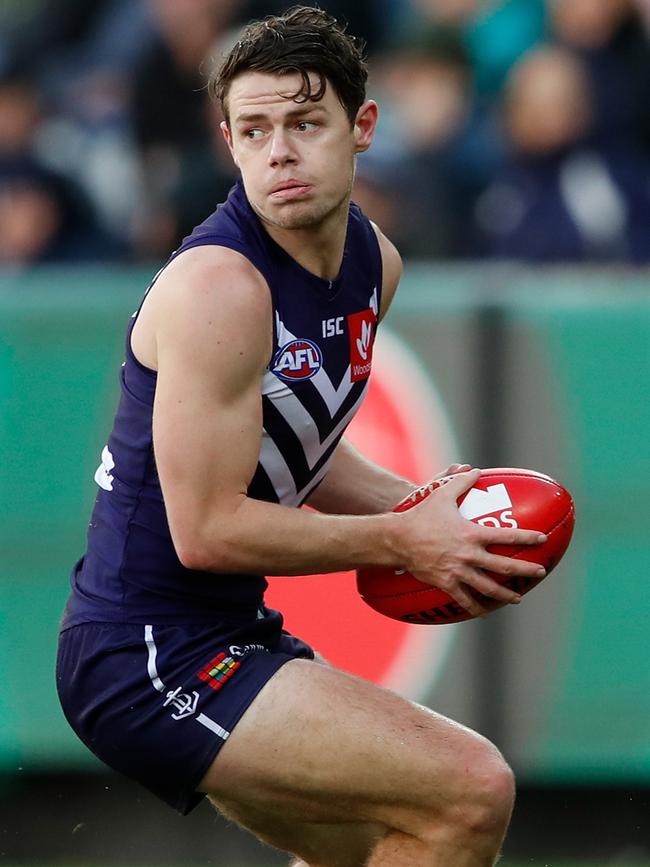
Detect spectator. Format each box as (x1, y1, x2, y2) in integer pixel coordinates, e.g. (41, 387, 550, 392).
(360, 27, 502, 258)
(0, 156, 125, 266)
(0, 67, 127, 266)
(547, 0, 650, 152)
(404, 0, 546, 94)
(0, 0, 116, 77)
(0, 3, 154, 254)
(475, 46, 650, 262)
(129, 0, 240, 258)
(0, 69, 41, 157)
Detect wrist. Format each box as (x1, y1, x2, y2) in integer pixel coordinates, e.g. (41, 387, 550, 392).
(372, 511, 408, 567)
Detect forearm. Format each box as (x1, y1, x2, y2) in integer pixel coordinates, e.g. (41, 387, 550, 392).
(305, 438, 416, 515)
(186, 495, 405, 576)
(177, 438, 416, 576)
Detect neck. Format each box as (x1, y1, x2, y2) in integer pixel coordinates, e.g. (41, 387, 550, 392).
(259, 200, 350, 281)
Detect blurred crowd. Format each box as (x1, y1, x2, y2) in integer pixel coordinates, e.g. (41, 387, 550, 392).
(1, 0, 650, 267)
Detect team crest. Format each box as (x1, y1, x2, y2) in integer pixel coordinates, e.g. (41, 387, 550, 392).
(272, 338, 323, 382)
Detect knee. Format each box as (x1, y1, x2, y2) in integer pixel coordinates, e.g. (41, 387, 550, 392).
(446, 738, 515, 840)
(414, 735, 515, 848)
(461, 744, 515, 836)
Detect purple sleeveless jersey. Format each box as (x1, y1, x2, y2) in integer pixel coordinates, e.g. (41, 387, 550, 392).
(61, 181, 382, 628)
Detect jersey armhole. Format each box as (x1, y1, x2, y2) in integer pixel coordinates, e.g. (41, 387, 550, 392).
(127, 235, 277, 371)
(366, 221, 384, 322)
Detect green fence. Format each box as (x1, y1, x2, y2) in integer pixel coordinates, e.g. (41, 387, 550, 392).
(1, 264, 649, 781)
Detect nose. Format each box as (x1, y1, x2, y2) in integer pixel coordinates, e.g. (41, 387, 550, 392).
(268, 128, 297, 167)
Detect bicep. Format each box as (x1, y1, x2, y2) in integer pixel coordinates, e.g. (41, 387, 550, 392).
(150, 249, 271, 562)
(153, 350, 263, 545)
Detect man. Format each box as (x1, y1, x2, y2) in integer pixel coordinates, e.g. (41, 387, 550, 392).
(57, 8, 548, 866)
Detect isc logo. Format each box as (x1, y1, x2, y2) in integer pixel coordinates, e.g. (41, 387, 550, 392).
(272, 339, 323, 382)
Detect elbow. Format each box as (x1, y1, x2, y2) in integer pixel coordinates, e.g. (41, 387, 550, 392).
(173, 524, 212, 571)
(174, 532, 243, 573)
(170, 499, 249, 573)
(176, 541, 209, 572)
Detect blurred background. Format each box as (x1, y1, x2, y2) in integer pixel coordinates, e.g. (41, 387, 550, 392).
(1, 0, 649, 865)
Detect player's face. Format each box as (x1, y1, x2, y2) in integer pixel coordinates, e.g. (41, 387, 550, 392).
(221, 70, 377, 233)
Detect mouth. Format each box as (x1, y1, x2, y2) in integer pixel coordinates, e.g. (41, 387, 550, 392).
(270, 180, 313, 200)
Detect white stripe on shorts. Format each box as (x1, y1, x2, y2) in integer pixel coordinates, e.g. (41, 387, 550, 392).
(144, 624, 165, 692)
(144, 625, 230, 742)
(196, 713, 230, 740)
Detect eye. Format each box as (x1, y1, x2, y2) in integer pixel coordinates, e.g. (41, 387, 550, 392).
(296, 121, 318, 132)
(244, 128, 264, 140)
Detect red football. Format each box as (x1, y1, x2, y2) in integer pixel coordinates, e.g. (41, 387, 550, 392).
(357, 467, 575, 624)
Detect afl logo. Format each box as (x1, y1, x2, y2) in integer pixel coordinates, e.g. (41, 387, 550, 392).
(272, 339, 323, 382)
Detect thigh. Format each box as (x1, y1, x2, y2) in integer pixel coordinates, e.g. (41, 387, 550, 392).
(199, 658, 492, 835)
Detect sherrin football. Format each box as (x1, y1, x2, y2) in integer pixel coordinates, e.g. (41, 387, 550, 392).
(357, 468, 575, 625)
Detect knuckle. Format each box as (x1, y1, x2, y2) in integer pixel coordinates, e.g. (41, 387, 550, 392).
(469, 524, 486, 542)
(489, 558, 512, 576)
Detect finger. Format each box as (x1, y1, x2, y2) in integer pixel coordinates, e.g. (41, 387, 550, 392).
(466, 569, 523, 605)
(441, 467, 482, 498)
(446, 463, 472, 475)
(430, 463, 472, 483)
(477, 525, 548, 547)
(448, 582, 489, 619)
(479, 553, 546, 580)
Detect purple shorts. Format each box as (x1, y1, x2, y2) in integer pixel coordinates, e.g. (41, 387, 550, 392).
(56, 607, 314, 814)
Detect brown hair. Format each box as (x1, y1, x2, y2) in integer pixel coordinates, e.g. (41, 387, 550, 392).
(209, 5, 368, 126)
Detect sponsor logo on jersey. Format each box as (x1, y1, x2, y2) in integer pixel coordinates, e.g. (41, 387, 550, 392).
(197, 652, 241, 692)
(272, 338, 323, 381)
(322, 316, 344, 337)
(347, 309, 376, 381)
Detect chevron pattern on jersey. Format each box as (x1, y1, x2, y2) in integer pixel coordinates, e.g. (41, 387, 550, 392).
(249, 313, 371, 507)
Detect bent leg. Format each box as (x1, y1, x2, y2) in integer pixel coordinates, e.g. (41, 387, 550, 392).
(199, 659, 514, 866)
(210, 794, 382, 867)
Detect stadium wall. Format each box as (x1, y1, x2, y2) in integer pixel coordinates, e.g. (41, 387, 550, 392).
(1, 264, 649, 788)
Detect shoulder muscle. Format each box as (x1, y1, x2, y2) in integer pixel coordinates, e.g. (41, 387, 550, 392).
(152, 245, 273, 395)
(371, 223, 402, 321)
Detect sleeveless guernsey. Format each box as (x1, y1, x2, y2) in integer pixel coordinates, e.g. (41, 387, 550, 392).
(61, 181, 383, 627)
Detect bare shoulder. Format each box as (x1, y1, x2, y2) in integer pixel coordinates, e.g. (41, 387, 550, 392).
(370, 222, 403, 321)
(133, 245, 273, 373)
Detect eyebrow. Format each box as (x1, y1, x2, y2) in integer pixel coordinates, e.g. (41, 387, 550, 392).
(234, 106, 328, 125)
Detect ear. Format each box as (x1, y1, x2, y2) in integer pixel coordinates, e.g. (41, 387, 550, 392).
(221, 121, 239, 167)
(353, 100, 379, 154)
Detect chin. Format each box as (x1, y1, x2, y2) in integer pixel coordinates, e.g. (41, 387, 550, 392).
(261, 201, 325, 231)
(274, 211, 324, 230)
(271, 192, 350, 231)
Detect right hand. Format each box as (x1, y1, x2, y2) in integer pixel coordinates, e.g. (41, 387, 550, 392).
(398, 469, 547, 618)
